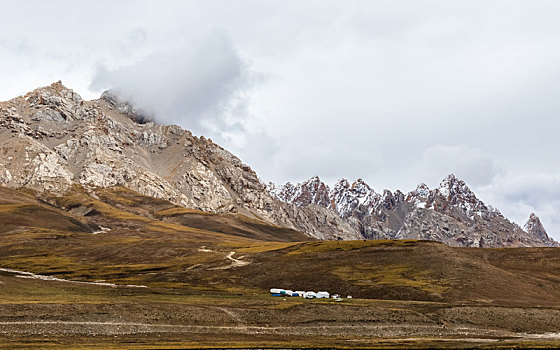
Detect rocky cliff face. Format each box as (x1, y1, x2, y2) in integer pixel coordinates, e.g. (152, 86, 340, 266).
(1, 82, 557, 247)
(270, 175, 558, 247)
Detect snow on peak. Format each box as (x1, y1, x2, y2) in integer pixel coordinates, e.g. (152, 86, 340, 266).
(351, 179, 372, 196)
(308, 175, 322, 182)
(415, 183, 430, 197)
(406, 183, 432, 209)
(267, 174, 558, 247)
(329, 178, 379, 217)
(269, 176, 330, 207)
(436, 174, 489, 220)
(438, 173, 461, 196)
(438, 174, 474, 200)
(333, 178, 350, 191)
(272, 174, 510, 227)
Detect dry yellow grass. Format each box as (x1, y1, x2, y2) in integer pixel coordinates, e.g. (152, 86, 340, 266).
(155, 206, 212, 217)
(0, 204, 27, 212)
(286, 239, 419, 255)
(333, 265, 449, 294)
(237, 241, 298, 253)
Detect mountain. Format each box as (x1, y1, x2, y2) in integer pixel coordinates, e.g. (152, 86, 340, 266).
(0, 82, 557, 247)
(0, 82, 357, 240)
(270, 175, 558, 247)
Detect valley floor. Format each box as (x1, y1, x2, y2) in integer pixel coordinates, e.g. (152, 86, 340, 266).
(1, 270, 559, 349)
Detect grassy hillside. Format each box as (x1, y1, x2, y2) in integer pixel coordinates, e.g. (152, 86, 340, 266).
(0, 185, 559, 348)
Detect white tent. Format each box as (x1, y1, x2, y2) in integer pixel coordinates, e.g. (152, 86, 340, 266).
(303, 291, 317, 299)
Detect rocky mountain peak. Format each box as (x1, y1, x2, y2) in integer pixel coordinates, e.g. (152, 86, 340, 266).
(31, 81, 82, 101)
(436, 173, 489, 220)
(272, 175, 330, 207)
(352, 178, 370, 189)
(438, 174, 467, 196)
(406, 183, 432, 208)
(328, 178, 378, 217)
(437, 174, 479, 205)
(415, 183, 430, 196)
(524, 213, 550, 241)
(332, 178, 350, 192)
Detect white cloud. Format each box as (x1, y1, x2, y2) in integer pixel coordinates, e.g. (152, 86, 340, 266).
(417, 145, 504, 187)
(90, 32, 258, 137)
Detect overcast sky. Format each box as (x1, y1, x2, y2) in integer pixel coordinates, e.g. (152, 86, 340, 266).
(1, 1, 559, 240)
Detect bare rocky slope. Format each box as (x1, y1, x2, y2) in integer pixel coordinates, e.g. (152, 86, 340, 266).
(270, 175, 558, 247)
(0, 82, 557, 247)
(0, 82, 354, 240)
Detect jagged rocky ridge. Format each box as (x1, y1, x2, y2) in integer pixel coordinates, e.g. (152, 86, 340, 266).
(0, 82, 557, 247)
(269, 175, 558, 247)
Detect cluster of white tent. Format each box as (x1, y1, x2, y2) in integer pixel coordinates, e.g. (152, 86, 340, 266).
(270, 288, 345, 300)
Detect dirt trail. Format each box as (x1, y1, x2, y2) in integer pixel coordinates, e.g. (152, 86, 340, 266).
(198, 247, 251, 270)
(217, 307, 245, 324)
(210, 251, 251, 270)
(0, 268, 147, 288)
